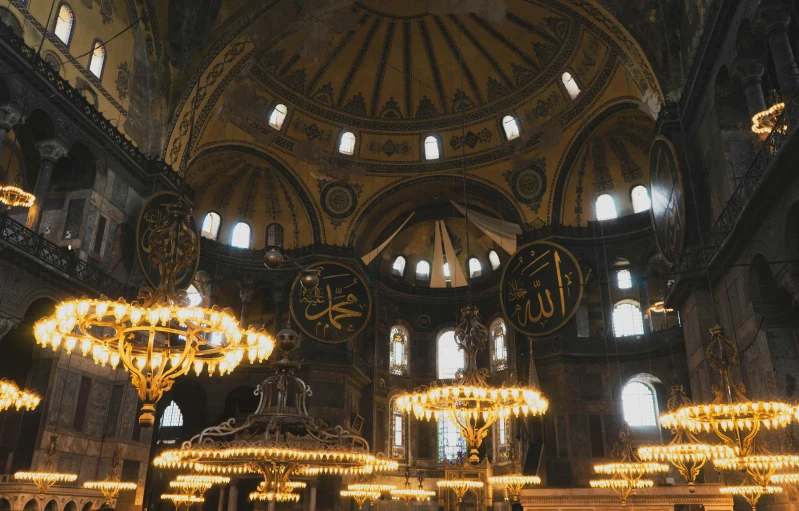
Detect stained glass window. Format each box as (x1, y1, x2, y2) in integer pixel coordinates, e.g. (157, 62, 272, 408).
(160, 401, 183, 427)
(438, 414, 466, 462)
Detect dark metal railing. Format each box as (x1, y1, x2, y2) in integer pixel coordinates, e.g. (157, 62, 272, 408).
(0, 212, 133, 299)
(0, 22, 184, 191)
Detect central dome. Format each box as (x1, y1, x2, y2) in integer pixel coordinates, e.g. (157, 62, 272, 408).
(250, 0, 581, 130)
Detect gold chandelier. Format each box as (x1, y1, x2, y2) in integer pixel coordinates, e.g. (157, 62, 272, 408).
(340, 489, 381, 508)
(390, 468, 436, 507)
(83, 450, 137, 503)
(15, 436, 77, 497)
(33, 201, 274, 426)
(713, 441, 799, 489)
(248, 491, 299, 502)
(438, 453, 485, 503)
(0, 185, 35, 208)
(720, 483, 782, 511)
(751, 90, 786, 134)
(396, 306, 547, 464)
(488, 441, 541, 501)
(591, 423, 668, 507)
(153, 326, 396, 502)
(660, 327, 795, 455)
(160, 494, 204, 509)
(638, 385, 736, 491)
(0, 379, 40, 412)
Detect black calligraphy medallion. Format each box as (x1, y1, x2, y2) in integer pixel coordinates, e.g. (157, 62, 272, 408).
(500, 241, 583, 336)
(136, 191, 200, 290)
(649, 136, 685, 266)
(289, 261, 372, 344)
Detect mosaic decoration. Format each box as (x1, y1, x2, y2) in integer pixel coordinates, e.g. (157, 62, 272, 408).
(573, 151, 589, 226)
(416, 314, 431, 328)
(367, 139, 411, 158)
(135, 191, 199, 291)
(591, 139, 613, 192)
(607, 134, 643, 183)
(292, 118, 332, 143)
(116, 62, 130, 100)
(504, 163, 547, 211)
(649, 136, 685, 267)
(320, 181, 358, 220)
(450, 128, 492, 151)
(289, 261, 372, 344)
(501, 241, 583, 336)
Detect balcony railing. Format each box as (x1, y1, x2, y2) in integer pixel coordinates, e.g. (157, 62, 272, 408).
(0, 22, 184, 192)
(0, 212, 134, 299)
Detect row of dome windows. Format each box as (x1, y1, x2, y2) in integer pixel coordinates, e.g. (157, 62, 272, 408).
(266, 72, 582, 159)
(597, 185, 652, 220)
(391, 251, 501, 281)
(42, 3, 108, 79)
(199, 212, 284, 249)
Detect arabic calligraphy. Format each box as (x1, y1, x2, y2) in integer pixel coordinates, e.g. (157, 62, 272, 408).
(500, 241, 583, 337)
(649, 137, 685, 266)
(290, 262, 372, 344)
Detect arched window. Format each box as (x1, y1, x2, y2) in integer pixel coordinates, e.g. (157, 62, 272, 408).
(631, 185, 651, 213)
(200, 212, 221, 240)
(160, 400, 183, 427)
(389, 325, 409, 376)
(268, 104, 287, 129)
(562, 71, 580, 99)
(186, 284, 202, 306)
(613, 301, 645, 337)
(416, 260, 430, 281)
(502, 115, 520, 140)
(437, 329, 464, 379)
(391, 399, 406, 459)
(494, 416, 511, 462)
(617, 269, 633, 289)
(468, 257, 482, 278)
(266, 223, 284, 247)
(438, 414, 467, 462)
(443, 262, 451, 281)
(392, 255, 406, 276)
(490, 318, 508, 371)
(53, 3, 74, 46)
(231, 222, 251, 249)
(87, 40, 105, 79)
(424, 135, 440, 160)
(622, 379, 658, 427)
(596, 194, 617, 221)
(488, 250, 501, 270)
(339, 132, 356, 155)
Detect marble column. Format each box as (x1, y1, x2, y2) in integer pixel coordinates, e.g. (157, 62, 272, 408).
(734, 61, 767, 117)
(756, 2, 799, 93)
(307, 480, 317, 511)
(26, 139, 68, 231)
(239, 287, 255, 326)
(0, 104, 21, 155)
(226, 481, 238, 511)
(217, 486, 226, 511)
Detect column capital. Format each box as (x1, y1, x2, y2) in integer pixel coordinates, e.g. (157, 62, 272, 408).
(755, 1, 792, 36)
(35, 139, 68, 163)
(0, 104, 21, 131)
(733, 60, 765, 87)
(239, 287, 256, 303)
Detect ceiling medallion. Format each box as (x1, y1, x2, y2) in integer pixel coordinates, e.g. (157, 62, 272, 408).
(320, 181, 358, 219)
(153, 327, 397, 502)
(590, 423, 669, 507)
(33, 199, 274, 426)
(396, 305, 548, 464)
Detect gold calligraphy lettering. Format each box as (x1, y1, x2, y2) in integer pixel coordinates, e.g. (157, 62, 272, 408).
(303, 285, 363, 330)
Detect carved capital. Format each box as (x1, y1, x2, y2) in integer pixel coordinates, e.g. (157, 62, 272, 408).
(239, 287, 256, 303)
(0, 318, 19, 339)
(775, 263, 799, 301)
(35, 139, 68, 163)
(0, 104, 21, 131)
(755, 1, 792, 36)
(733, 60, 765, 86)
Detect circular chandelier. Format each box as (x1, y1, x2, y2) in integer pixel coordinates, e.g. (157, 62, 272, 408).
(257, 480, 304, 492)
(659, 327, 795, 456)
(33, 201, 274, 426)
(751, 91, 786, 135)
(83, 450, 137, 503)
(248, 491, 300, 503)
(0, 185, 35, 208)
(161, 494, 204, 509)
(153, 325, 396, 502)
(396, 306, 547, 464)
(713, 443, 799, 488)
(390, 468, 436, 507)
(591, 423, 668, 506)
(438, 454, 485, 503)
(720, 483, 782, 511)
(0, 379, 40, 412)
(15, 436, 77, 497)
(488, 474, 540, 502)
(340, 489, 380, 507)
(638, 385, 736, 491)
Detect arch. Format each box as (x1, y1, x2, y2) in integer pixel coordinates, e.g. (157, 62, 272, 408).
(53, 2, 75, 46)
(389, 395, 406, 459)
(160, 400, 183, 428)
(488, 250, 501, 270)
(389, 325, 409, 376)
(415, 260, 431, 281)
(63, 502, 77, 511)
(616, 268, 633, 289)
(630, 185, 651, 213)
(423, 135, 440, 160)
(612, 300, 644, 337)
(338, 131, 356, 155)
(190, 145, 323, 244)
(438, 413, 466, 462)
(87, 40, 106, 79)
(230, 222, 252, 249)
(391, 255, 406, 277)
(80, 504, 91, 511)
(51, 142, 96, 192)
(501, 115, 520, 141)
(23, 500, 38, 511)
(185, 284, 202, 306)
(200, 212, 221, 240)
(0, 499, 10, 511)
(44, 501, 56, 511)
(437, 329, 463, 379)
(622, 374, 661, 427)
(268, 103, 287, 130)
(561, 71, 581, 99)
(266, 222, 284, 248)
(713, 65, 749, 128)
(223, 386, 259, 417)
(596, 194, 617, 220)
(468, 257, 482, 278)
(0, 8, 22, 36)
(489, 318, 507, 371)
(749, 253, 792, 316)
